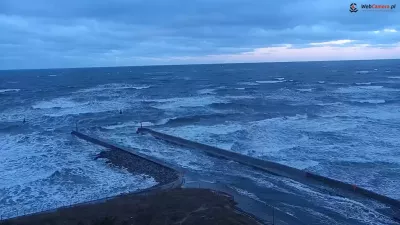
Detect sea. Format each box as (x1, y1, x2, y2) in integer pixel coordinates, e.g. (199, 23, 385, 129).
(0, 60, 399, 224)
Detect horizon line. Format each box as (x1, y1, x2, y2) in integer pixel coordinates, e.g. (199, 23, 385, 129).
(1, 58, 399, 72)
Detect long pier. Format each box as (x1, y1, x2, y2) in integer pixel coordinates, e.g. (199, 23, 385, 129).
(137, 127, 400, 212)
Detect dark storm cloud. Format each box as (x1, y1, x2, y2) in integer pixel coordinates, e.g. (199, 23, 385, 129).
(0, 0, 399, 69)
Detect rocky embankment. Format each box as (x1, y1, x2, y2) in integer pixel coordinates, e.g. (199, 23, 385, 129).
(96, 148, 178, 185)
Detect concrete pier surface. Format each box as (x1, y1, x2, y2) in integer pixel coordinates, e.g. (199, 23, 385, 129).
(136, 127, 400, 213)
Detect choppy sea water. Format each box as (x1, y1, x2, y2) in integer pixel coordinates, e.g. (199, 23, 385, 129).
(1, 60, 400, 224)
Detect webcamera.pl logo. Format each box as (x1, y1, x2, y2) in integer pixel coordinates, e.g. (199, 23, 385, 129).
(350, 3, 396, 12)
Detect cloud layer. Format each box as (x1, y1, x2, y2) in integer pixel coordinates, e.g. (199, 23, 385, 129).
(0, 0, 399, 69)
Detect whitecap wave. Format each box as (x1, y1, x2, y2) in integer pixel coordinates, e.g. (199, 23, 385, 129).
(102, 119, 170, 130)
(197, 88, 216, 95)
(48, 74, 58, 77)
(296, 88, 313, 92)
(161, 123, 243, 137)
(150, 96, 227, 110)
(32, 97, 132, 117)
(355, 82, 372, 85)
(318, 81, 325, 84)
(256, 80, 284, 84)
(351, 99, 386, 104)
(275, 77, 285, 80)
(317, 102, 342, 106)
(76, 83, 151, 93)
(32, 98, 84, 109)
(103, 121, 145, 130)
(335, 85, 397, 94)
(225, 95, 255, 100)
(238, 81, 259, 86)
(388, 76, 400, 79)
(235, 87, 245, 90)
(0, 89, 20, 93)
(360, 85, 384, 89)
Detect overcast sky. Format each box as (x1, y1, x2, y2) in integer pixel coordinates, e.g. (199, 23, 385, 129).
(0, 0, 399, 69)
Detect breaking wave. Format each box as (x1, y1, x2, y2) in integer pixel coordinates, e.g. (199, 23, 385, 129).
(76, 83, 151, 93)
(355, 82, 372, 85)
(256, 80, 285, 84)
(149, 96, 228, 110)
(351, 99, 386, 104)
(296, 88, 313, 92)
(0, 89, 20, 93)
(238, 82, 259, 86)
(197, 88, 216, 95)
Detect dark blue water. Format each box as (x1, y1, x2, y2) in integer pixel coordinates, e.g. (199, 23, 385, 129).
(1, 60, 400, 224)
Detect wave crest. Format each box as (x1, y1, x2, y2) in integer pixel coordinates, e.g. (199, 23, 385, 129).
(0, 89, 20, 93)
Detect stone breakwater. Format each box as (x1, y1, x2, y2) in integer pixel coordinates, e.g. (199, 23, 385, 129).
(96, 148, 179, 185)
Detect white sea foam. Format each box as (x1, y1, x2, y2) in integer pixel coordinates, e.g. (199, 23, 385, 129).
(225, 95, 255, 100)
(235, 87, 245, 90)
(151, 96, 227, 110)
(32, 98, 84, 109)
(296, 88, 313, 92)
(103, 121, 147, 130)
(335, 85, 397, 94)
(230, 186, 264, 203)
(282, 179, 394, 224)
(277, 160, 319, 170)
(275, 77, 285, 80)
(351, 99, 386, 104)
(355, 82, 372, 85)
(317, 102, 342, 106)
(161, 124, 243, 140)
(32, 97, 132, 117)
(360, 85, 383, 89)
(197, 88, 216, 95)
(318, 81, 325, 84)
(239, 114, 361, 158)
(0, 133, 157, 218)
(0, 89, 20, 93)
(256, 80, 284, 84)
(238, 81, 259, 86)
(76, 83, 151, 93)
(355, 70, 370, 74)
(102, 134, 215, 171)
(102, 119, 170, 130)
(388, 76, 400, 79)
